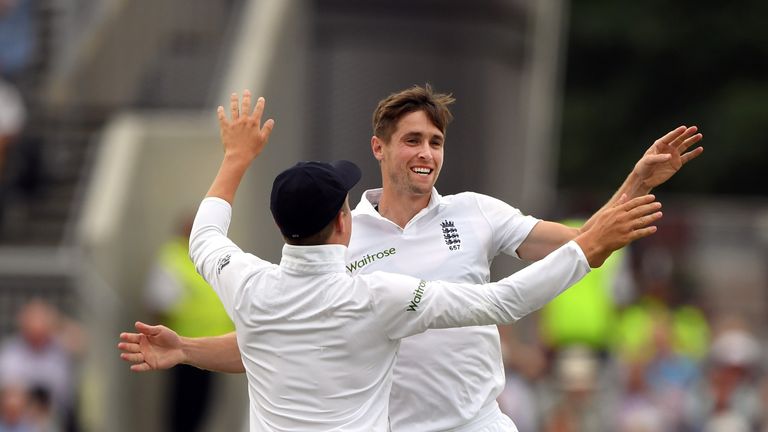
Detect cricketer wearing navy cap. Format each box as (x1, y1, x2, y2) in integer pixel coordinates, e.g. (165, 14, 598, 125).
(270, 160, 362, 240)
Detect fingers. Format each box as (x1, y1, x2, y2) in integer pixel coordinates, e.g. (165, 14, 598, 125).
(642, 153, 672, 166)
(632, 210, 663, 230)
(681, 146, 704, 165)
(120, 352, 144, 363)
(626, 201, 662, 219)
(117, 340, 141, 353)
(676, 129, 702, 152)
(222, 91, 268, 126)
(241, 90, 252, 117)
(135, 321, 161, 337)
(621, 196, 663, 230)
(252, 96, 265, 125)
(619, 194, 656, 211)
(120, 332, 142, 344)
(654, 126, 686, 148)
(669, 126, 698, 151)
(230, 93, 239, 120)
(119, 328, 155, 372)
(262, 118, 275, 139)
(130, 363, 153, 373)
(627, 205, 663, 229)
(624, 196, 662, 234)
(630, 225, 658, 241)
(119, 343, 152, 372)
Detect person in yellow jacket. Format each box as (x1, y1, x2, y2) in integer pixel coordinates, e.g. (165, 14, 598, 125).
(144, 214, 234, 432)
(539, 219, 630, 354)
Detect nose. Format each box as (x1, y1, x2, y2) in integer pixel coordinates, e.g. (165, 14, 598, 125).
(417, 141, 432, 160)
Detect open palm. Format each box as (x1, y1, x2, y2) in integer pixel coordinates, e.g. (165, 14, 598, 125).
(634, 125, 703, 189)
(119, 322, 186, 372)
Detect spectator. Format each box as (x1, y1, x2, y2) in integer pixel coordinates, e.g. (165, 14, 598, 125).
(497, 325, 546, 432)
(0, 0, 36, 82)
(541, 346, 606, 432)
(685, 315, 762, 430)
(143, 212, 235, 432)
(539, 219, 632, 356)
(26, 386, 60, 432)
(0, 300, 82, 432)
(0, 384, 32, 432)
(614, 359, 670, 432)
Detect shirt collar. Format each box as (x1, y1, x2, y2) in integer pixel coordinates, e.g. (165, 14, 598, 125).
(279, 244, 348, 275)
(353, 187, 444, 219)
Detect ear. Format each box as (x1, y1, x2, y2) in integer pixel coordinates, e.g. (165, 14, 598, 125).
(333, 209, 346, 235)
(371, 136, 385, 162)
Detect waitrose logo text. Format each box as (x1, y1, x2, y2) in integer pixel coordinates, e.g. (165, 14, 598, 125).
(346, 247, 396, 273)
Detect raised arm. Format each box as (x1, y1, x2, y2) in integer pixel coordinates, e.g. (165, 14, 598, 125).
(207, 90, 274, 204)
(120, 93, 273, 375)
(479, 195, 660, 318)
(189, 91, 277, 308)
(376, 195, 662, 339)
(583, 125, 702, 231)
(516, 126, 702, 260)
(119, 322, 244, 373)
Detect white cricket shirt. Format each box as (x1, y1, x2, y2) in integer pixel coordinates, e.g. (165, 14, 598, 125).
(349, 188, 541, 431)
(190, 197, 589, 432)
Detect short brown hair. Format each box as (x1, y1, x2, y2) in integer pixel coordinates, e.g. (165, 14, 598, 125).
(372, 84, 455, 142)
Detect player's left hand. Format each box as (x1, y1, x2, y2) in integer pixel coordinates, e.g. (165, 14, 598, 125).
(217, 90, 275, 162)
(118, 321, 186, 372)
(634, 125, 703, 189)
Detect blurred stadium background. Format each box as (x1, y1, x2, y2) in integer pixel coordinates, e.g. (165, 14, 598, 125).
(0, 0, 766, 431)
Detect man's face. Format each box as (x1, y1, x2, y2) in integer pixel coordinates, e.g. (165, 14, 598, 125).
(374, 110, 444, 197)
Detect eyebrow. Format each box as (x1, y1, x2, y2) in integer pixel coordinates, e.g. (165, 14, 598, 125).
(402, 131, 444, 141)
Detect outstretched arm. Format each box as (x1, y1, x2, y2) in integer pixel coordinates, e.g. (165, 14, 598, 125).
(376, 195, 662, 339)
(118, 322, 244, 373)
(583, 125, 702, 231)
(517, 126, 701, 260)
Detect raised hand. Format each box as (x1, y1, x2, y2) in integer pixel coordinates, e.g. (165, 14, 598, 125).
(217, 90, 275, 162)
(576, 194, 662, 268)
(118, 321, 186, 372)
(206, 90, 276, 203)
(634, 125, 703, 189)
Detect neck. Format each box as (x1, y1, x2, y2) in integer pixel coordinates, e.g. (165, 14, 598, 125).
(377, 186, 432, 228)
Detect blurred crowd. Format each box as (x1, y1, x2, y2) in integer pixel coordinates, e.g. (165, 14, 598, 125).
(0, 300, 84, 432)
(496, 239, 768, 432)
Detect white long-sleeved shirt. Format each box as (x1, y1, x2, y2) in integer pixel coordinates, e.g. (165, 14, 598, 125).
(190, 197, 590, 432)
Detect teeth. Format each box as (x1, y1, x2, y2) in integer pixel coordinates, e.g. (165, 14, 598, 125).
(412, 167, 432, 175)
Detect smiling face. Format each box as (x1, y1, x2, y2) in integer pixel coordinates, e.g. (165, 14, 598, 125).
(373, 110, 444, 198)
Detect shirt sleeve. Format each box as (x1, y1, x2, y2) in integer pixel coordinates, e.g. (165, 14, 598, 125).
(368, 241, 590, 340)
(189, 197, 275, 317)
(473, 193, 540, 259)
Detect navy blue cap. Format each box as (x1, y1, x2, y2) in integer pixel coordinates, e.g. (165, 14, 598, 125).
(270, 160, 362, 239)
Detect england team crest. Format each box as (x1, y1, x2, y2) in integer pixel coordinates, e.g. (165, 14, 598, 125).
(440, 220, 461, 251)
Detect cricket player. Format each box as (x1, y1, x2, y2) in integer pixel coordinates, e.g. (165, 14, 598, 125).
(121, 87, 702, 431)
